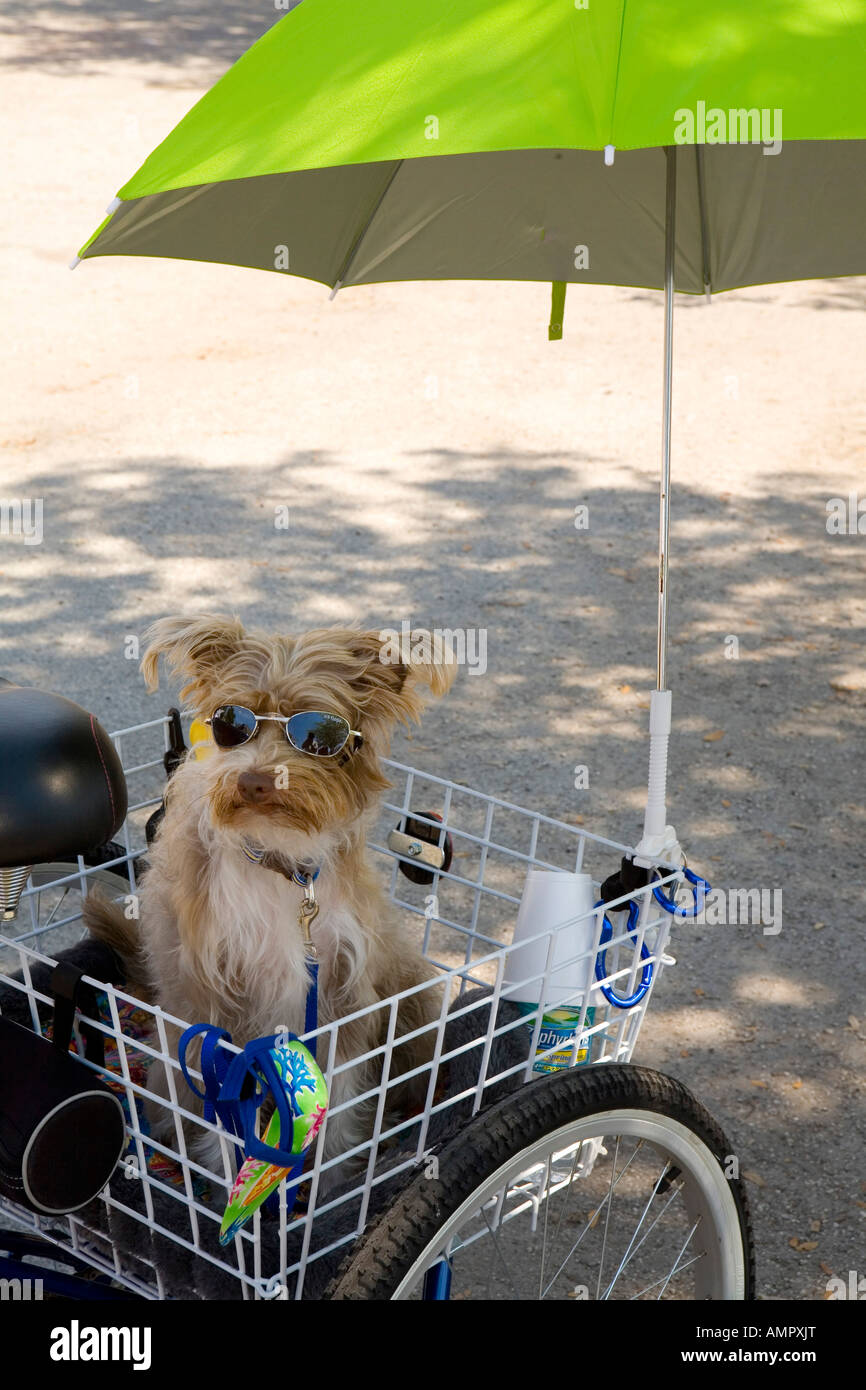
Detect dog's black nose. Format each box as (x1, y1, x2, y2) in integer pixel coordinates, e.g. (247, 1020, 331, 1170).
(237, 770, 277, 805)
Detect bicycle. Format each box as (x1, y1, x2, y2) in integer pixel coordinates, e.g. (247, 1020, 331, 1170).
(0, 685, 754, 1301)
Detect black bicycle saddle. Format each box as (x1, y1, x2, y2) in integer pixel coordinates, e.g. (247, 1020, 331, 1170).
(0, 686, 127, 868)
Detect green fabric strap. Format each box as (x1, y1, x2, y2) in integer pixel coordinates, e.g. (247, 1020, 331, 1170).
(549, 281, 566, 340)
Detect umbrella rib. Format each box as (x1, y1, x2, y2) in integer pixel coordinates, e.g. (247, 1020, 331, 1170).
(694, 144, 712, 298)
(329, 159, 404, 298)
(606, 0, 629, 149)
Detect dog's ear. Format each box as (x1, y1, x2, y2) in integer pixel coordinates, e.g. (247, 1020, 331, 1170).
(141, 615, 246, 702)
(346, 628, 456, 727)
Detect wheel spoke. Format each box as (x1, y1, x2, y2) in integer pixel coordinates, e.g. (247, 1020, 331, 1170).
(547, 1141, 588, 1268)
(538, 1153, 553, 1300)
(628, 1246, 704, 1300)
(600, 1162, 680, 1300)
(656, 1218, 701, 1300)
(480, 1195, 523, 1300)
(40, 885, 71, 929)
(594, 1136, 621, 1301)
(540, 1138, 645, 1299)
(604, 1178, 686, 1296)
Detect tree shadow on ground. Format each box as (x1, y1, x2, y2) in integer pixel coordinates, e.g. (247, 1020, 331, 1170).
(0, 0, 294, 77)
(3, 443, 863, 1297)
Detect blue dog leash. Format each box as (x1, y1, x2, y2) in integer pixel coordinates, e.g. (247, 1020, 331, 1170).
(178, 869, 321, 1191)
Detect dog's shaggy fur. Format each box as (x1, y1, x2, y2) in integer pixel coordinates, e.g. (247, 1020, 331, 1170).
(85, 615, 454, 1178)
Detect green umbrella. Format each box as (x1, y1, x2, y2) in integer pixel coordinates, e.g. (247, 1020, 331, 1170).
(75, 0, 866, 864)
(77, 0, 866, 295)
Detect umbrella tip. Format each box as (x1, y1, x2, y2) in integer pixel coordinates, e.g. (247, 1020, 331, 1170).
(68, 255, 81, 270)
(604, 145, 615, 167)
(106, 196, 122, 215)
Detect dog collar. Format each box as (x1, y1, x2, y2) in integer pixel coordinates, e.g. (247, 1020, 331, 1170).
(241, 839, 320, 885)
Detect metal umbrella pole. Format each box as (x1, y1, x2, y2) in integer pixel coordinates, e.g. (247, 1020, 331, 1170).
(636, 145, 678, 866)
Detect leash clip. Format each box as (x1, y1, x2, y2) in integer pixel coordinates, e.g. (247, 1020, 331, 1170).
(298, 875, 319, 957)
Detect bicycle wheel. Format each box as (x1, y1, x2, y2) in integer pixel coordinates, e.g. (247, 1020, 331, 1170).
(328, 1064, 755, 1301)
(1, 849, 133, 968)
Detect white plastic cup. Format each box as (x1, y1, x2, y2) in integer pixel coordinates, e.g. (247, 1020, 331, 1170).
(504, 870, 598, 1005)
(503, 870, 601, 1072)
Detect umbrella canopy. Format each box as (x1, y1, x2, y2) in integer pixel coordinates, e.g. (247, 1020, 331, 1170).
(78, 0, 866, 294)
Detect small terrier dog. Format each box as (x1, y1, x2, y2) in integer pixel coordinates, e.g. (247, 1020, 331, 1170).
(86, 615, 454, 1178)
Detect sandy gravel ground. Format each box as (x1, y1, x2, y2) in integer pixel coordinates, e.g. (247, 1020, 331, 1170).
(2, 1, 865, 1301)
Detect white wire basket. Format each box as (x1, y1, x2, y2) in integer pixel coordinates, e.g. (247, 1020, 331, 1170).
(0, 713, 684, 1300)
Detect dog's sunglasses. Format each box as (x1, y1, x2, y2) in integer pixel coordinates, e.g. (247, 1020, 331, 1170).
(206, 705, 363, 759)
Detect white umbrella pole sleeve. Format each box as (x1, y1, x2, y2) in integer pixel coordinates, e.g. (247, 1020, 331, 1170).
(641, 688, 672, 844)
(638, 146, 677, 862)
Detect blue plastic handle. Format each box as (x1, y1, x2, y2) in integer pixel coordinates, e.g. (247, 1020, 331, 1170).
(178, 1023, 233, 1119)
(594, 899, 654, 1009)
(178, 1025, 311, 1170)
(652, 867, 711, 918)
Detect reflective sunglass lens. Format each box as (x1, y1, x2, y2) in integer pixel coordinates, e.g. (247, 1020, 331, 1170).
(285, 711, 350, 757)
(211, 705, 258, 748)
